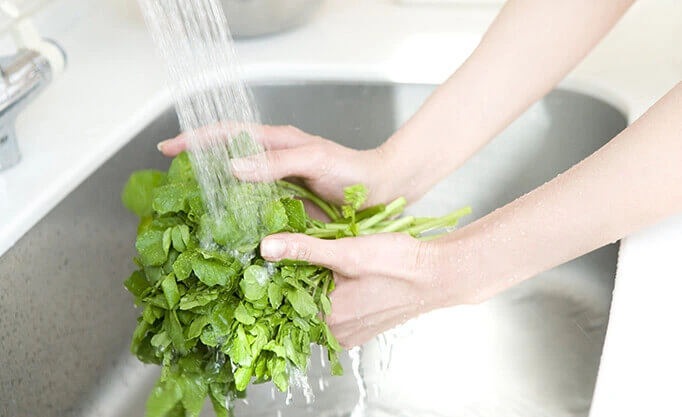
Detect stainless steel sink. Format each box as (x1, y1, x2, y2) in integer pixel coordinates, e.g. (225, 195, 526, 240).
(0, 82, 627, 417)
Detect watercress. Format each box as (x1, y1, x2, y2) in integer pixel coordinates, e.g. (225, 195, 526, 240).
(123, 150, 470, 417)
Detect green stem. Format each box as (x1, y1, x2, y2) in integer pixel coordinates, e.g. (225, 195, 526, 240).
(357, 197, 407, 230)
(371, 216, 436, 230)
(305, 228, 342, 239)
(318, 223, 350, 231)
(406, 206, 472, 235)
(334, 204, 386, 224)
(364, 216, 416, 234)
(277, 181, 341, 221)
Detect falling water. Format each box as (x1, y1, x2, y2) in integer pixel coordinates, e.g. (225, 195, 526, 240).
(135, 2, 393, 415)
(137, 0, 278, 250)
(348, 347, 367, 417)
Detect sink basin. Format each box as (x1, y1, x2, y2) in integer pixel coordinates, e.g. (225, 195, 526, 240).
(0, 82, 627, 417)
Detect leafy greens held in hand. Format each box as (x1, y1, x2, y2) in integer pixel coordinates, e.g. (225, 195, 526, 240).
(122, 149, 471, 417)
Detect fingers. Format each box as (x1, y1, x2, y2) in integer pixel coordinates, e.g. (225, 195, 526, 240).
(260, 233, 426, 279)
(231, 146, 327, 182)
(157, 124, 320, 156)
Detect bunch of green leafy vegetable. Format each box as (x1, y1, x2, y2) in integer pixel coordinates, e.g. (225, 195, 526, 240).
(122, 151, 471, 417)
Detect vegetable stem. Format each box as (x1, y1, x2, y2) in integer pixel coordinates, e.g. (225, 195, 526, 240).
(357, 197, 407, 230)
(278, 181, 341, 221)
(364, 216, 416, 234)
(406, 206, 472, 236)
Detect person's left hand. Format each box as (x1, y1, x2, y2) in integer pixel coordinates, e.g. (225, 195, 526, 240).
(259, 232, 452, 347)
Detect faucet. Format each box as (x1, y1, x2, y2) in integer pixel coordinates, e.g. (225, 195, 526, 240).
(0, 3, 66, 172)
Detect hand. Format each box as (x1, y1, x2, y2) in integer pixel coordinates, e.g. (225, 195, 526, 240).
(258, 232, 459, 348)
(157, 124, 398, 207)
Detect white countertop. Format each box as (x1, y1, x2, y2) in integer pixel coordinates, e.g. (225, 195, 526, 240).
(1, 0, 681, 414)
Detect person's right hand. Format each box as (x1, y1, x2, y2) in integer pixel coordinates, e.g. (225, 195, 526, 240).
(157, 124, 398, 207)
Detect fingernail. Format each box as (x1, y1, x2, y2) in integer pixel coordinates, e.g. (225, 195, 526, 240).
(157, 139, 171, 152)
(261, 238, 287, 260)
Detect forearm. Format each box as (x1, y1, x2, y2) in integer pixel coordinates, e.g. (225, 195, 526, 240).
(438, 82, 682, 304)
(380, 0, 635, 202)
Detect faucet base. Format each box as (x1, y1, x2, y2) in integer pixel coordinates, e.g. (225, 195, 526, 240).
(0, 127, 20, 171)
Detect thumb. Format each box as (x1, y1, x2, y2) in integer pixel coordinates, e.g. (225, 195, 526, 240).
(260, 233, 426, 278)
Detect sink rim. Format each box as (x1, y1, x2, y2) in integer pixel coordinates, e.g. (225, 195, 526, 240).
(0, 78, 629, 259)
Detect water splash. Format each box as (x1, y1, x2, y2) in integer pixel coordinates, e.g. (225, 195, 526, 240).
(348, 347, 367, 417)
(137, 0, 278, 250)
(375, 333, 394, 374)
(289, 364, 315, 405)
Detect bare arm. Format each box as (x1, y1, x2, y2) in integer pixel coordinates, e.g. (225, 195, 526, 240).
(257, 82, 682, 347)
(436, 82, 682, 305)
(381, 0, 636, 203)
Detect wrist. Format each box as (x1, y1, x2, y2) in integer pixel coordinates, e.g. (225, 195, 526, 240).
(435, 214, 543, 307)
(374, 136, 430, 205)
(366, 143, 407, 205)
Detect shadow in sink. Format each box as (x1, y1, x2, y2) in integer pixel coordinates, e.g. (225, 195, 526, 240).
(0, 83, 627, 417)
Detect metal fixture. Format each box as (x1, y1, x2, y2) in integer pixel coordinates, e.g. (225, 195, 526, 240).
(0, 1, 66, 171)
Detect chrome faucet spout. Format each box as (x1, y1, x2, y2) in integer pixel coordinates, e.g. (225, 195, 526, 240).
(0, 41, 65, 171)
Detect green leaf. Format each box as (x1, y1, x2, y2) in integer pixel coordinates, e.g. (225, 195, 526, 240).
(136, 230, 168, 266)
(329, 350, 344, 376)
(234, 303, 255, 326)
(152, 183, 195, 215)
(164, 310, 187, 355)
(342, 205, 354, 220)
(249, 323, 269, 357)
(162, 228, 172, 256)
(240, 265, 269, 301)
(161, 273, 180, 309)
(267, 283, 284, 309)
(281, 197, 307, 232)
(125, 270, 151, 298)
(323, 322, 341, 352)
(186, 315, 210, 340)
(208, 384, 230, 417)
(172, 250, 195, 281)
(287, 288, 318, 318)
(150, 332, 171, 350)
(228, 325, 252, 367)
(234, 366, 253, 392)
(122, 170, 167, 218)
(344, 184, 368, 210)
(131, 320, 149, 353)
(167, 151, 194, 183)
(142, 305, 164, 325)
(146, 293, 170, 309)
(135, 334, 159, 365)
(204, 213, 236, 246)
(179, 289, 218, 310)
(262, 199, 288, 234)
(178, 375, 208, 417)
(191, 256, 230, 288)
(171, 225, 189, 252)
(199, 327, 220, 347)
(253, 354, 269, 381)
(145, 378, 182, 417)
(271, 357, 289, 392)
(263, 340, 286, 358)
(209, 302, 236, 336)
(187, 194, 205, 220)
(320, 294, 332, 316)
